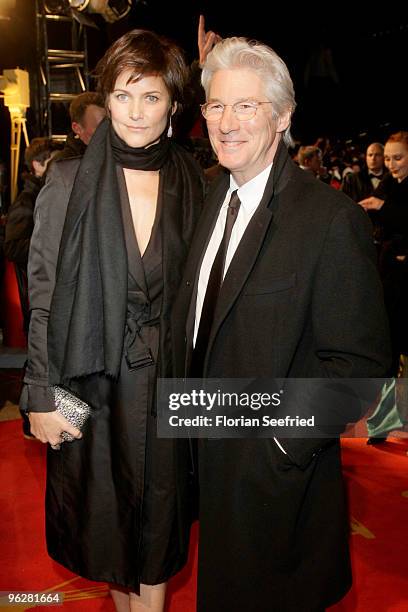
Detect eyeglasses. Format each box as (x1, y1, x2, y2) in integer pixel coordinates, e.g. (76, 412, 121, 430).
(201, 100, 274, 122)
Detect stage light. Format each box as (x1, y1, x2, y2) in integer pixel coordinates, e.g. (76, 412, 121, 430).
(43, 0, 131, 23)
(0, 69, 30, 201)
(79, 0, 132, 22)
(0, 0, 16, 19)
(0, 0, 16, 9)
(0, 68, 30, 116)
(43, 0, 70, 14)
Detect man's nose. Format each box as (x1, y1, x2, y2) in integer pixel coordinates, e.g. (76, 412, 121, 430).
(219, 106, 240, 132)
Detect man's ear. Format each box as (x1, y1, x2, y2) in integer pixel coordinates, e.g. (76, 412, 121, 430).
(71, 121, 82, 138)
(32, 159, 46, 178)
(31, 160, 42, 176)
(276, 110, 291, 133)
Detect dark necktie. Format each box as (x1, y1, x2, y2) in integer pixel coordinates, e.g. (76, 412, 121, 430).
(191, 190, 241, 377)
(369, 173, 382, 180)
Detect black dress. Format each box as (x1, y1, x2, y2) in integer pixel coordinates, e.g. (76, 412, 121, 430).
(46, 167, 185, 591)
(374, 174, 408, 370)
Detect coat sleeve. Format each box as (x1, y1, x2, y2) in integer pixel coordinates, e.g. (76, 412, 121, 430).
(312, 203, 390, 377)
(279, 202, 391, 469)
(4, 192, 34, 266)
(20, 162, 72, 412)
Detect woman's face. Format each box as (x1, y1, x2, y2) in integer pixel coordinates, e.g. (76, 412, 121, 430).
(384, 141, 408, 183)
(108, 70, 174, 148)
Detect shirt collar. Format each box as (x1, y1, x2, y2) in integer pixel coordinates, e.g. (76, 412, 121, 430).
(226, 163, 273, 213)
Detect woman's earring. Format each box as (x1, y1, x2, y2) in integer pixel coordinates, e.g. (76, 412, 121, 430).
(167, 117, 173, 138)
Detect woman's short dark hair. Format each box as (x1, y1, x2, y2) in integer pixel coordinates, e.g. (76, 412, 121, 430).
(95, 29, 188, 112)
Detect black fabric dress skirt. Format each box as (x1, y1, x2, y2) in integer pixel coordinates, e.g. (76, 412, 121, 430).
(45, 172, 188, 591)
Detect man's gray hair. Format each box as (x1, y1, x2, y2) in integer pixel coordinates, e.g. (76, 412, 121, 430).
(201, 37, 296, 147)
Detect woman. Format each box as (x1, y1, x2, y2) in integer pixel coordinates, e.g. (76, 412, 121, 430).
(360, 131, 408, 373)
(360, 131, 408, 443)
(21, 30, 205, 612)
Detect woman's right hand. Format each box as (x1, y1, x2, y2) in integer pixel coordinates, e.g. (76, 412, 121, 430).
(28, 411, 82, 447)
(358, 196, 384, 211)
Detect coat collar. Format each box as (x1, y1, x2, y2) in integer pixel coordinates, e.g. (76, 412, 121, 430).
(185, 141, 294, 370)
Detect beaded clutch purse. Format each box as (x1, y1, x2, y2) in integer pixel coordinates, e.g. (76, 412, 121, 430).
(53, 386, 91, 443)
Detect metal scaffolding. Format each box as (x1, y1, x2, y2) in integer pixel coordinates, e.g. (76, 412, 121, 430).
(35, 0, 90, 138)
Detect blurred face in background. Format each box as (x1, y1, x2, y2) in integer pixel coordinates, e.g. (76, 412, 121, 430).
(384, 141, 408, 183)
(108, 70, 174, 148)
(72, 104, 106, 145)
(308, 150, 323, 176)
(366, 144, 384, 174)
(32, 150, 59, 178)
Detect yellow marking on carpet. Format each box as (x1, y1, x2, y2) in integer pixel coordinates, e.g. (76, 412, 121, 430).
(351, 516, 375, 539)
(402, 490, 408, 498)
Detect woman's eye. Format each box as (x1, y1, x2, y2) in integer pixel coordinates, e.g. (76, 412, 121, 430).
(116, 93, 128, 102)
(146, 95, 159, 103)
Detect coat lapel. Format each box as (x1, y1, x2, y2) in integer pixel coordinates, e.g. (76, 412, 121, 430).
(184, 173, 230, 351)
(116, 166, 148, 295)
(182, 143, 293, 374)
(202, 143, 292, 372)
(204, 168, 277, 365)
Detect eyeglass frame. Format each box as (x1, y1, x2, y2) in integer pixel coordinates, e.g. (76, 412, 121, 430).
(200, 100, 275, 122)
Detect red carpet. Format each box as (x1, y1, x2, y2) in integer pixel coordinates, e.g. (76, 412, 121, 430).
(1, 419, 407, 611)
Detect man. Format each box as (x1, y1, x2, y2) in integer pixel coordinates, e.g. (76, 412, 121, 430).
(5, 137, 60, 438)
(5, 138, 60, 333)
(172, 37, 390, 611)
(298, 144, 331, 182)
(342, 142, 386, 202)
(54, 91, 105, 159)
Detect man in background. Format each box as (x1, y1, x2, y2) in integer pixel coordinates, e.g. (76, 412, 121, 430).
(54, 91, 105, 160)
(342, 142, 386, 202)
(4, 137, 61, 438)
(298, 144, 331, 183)
(4, 138, 60, 333)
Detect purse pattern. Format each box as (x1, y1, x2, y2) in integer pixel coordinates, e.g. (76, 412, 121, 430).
(53, 386, 91, 442)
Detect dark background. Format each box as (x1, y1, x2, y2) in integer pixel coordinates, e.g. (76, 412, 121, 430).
(1, 0, 408, 203)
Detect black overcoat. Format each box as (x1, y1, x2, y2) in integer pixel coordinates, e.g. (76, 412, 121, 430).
(172, 144, 391, 611)
(22, 148, 205, 587)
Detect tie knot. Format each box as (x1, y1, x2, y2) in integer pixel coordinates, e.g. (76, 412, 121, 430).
(228, 190, 241, 212)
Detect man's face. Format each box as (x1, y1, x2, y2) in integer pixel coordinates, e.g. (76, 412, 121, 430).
(206, 68, 289, 186)
(366, 144, 384, 173)
(308, 152, 322, 176)
(73, 104, 106, 145)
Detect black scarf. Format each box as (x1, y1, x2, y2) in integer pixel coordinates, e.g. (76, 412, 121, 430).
(47, 117, 199, 384)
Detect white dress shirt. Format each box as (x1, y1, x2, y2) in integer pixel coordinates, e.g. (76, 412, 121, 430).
(194, 163, 272, 345)
(193, 163, 288, 456)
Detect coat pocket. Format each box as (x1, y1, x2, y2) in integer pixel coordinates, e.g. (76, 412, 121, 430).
(243, 272, 296, 296)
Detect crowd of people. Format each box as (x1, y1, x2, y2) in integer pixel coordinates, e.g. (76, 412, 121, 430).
(0, 15, 406, 612)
